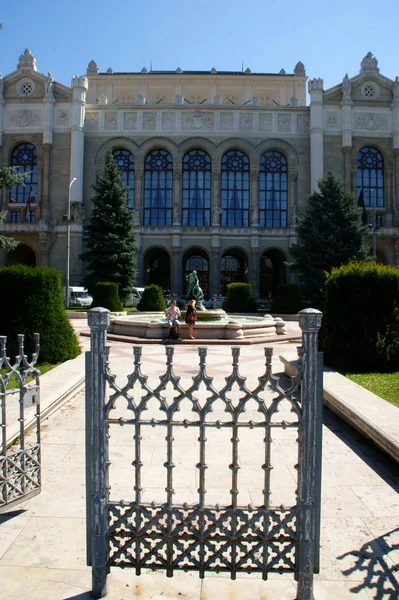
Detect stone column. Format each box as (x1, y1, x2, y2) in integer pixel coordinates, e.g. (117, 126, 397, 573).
(70, 76, 88, 204)
(171, 246, 181, 296)
(41, 144, 52, 221)
(211, 249, 220, 297)
(308, 78, 324, 193)
(250, 168, 259, 226)
(173, 167, 182, 226)
(135, 165, 143, 225)
(39, 232, 56, 267)
(288, 169, 298, 223)
(211, 168, 221, 226)
(342, 147, 352, 191)
(249, 248, 259, 298)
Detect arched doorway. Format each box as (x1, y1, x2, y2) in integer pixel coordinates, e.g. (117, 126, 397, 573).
(143, 248, 170, 293)
(183, 250, 209, 298)
(7, 244, 36, 267)
(259, 249, 286, 298)
(220, 249, 248, 295)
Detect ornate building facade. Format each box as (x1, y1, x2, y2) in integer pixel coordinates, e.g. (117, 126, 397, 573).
(1, 50, 398, 298)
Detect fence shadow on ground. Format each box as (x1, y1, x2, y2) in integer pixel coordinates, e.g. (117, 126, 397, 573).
(337, 528, 399, 599)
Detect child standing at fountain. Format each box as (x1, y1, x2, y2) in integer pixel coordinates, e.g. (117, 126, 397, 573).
(185, 297, 197, 340)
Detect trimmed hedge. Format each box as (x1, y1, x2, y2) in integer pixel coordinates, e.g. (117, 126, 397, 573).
(271, 284, 302, 314)
(222, 283, 258, 313)
(90, 281, 123, 312)
(0, 266, 81, 364)
(137, 285, 166, 311)
(319, 261, 399, 372)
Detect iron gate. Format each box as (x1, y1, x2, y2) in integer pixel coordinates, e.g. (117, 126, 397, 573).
(0, 334, 41, 513)
(86, 308, 323, 600)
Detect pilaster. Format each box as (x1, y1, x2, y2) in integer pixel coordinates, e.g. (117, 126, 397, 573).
(210, 248, 220, 297)
(211, 168, 221, 226)
(41, 143, 52, 221)
(70, 75, 88, 204)
(288, 169, 298, 222)
(250, 168, 259, 226)
(173, 167, 182, 225)
(308, 78, 324, 192)
(135, 165, 143, 225)
(342, 147, 352, 191)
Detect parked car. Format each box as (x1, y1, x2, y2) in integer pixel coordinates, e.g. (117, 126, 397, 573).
(203, 296, 226, 309)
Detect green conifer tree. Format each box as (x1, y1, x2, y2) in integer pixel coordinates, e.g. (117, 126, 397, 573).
(289, 171, 369, 307)
(80, 151, 137, 300)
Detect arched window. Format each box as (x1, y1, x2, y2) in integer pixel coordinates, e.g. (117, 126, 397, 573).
(182, 150, 211, 226)
(112, 149, 135, 209)
(259, 151, 287, 228)
(356, 147, 384, 208)
(221, 150, 249, 227)
(220, 250, 248, 294)
(144, 150, 173, 226)
(9, 143, 38, 204)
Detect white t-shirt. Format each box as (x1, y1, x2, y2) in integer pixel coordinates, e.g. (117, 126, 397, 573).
(165, 306, 181, 320)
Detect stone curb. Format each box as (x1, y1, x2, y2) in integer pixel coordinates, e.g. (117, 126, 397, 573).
(280, 354, 399, 465)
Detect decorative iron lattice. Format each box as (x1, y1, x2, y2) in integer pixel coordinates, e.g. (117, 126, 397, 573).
(0, 334, 41, 512)
(104, 345, 301, 576)
(86, 307, 323, 600)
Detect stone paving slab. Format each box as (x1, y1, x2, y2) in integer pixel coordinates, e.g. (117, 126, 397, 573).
(1, 323, 398, 599)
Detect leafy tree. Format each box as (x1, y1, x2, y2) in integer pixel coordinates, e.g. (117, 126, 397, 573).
(289, 171, 369, 307)
(0, 167, 28, 252)
(80, 151, 137, 300)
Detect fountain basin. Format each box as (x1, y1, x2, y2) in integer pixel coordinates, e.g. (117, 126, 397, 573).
(108, 312, 287, 340)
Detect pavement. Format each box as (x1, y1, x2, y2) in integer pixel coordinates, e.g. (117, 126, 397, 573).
(0, 318, 398, 599)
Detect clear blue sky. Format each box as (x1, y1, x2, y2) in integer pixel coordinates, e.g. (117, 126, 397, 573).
(1, 0, 397, 92)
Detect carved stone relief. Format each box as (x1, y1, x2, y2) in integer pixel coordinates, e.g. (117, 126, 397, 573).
(162, 112, 176, 131)
(105, 112, 118, 131)
(182, 111, 214, 131)
(354, 112, 387, 131)
(143, 112, 157, 130)
(123, 112, 137, 130)
(9, 110, 40, 128)
(56, 110, 69, 126)
(220, 112, 234, 131)
(325, 111, 339, 130)
(85, 112, 100, 131)
(277, 113, 292, 132)
(258, 113, 272, 131)
(297, 114, 309, 133)
(239, 113, 253, 131)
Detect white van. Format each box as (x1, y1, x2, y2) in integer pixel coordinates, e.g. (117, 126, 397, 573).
(126, 287, 145, 307)
(69, 287, 93, 307)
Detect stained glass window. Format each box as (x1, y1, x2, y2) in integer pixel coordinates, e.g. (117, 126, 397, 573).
(9, 143, 38, 204)
(112, 149, 135, 209)
(356, 147, 384, 208)
(144, 150, 173, 226)
(259, 152, 287, 228)
(182, 150, 211, 227)
(221, 150, 249, 227)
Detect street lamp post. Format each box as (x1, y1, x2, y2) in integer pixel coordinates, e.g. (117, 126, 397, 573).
(66, 177, 77, 306)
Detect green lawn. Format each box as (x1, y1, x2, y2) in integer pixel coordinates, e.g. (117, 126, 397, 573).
(345, 371, 399, 408)
(0, 363, 59, 390)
